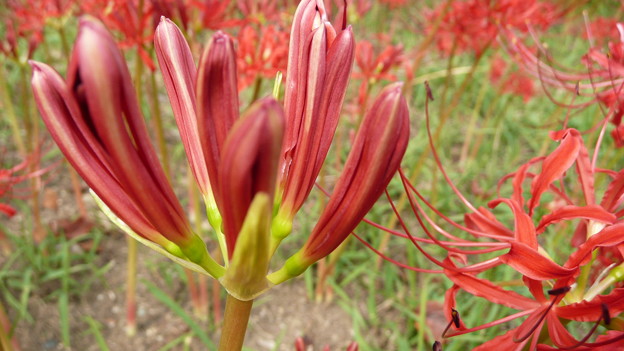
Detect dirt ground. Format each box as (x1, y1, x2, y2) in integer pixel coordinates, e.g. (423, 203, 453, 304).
(5, 183, 356, 351)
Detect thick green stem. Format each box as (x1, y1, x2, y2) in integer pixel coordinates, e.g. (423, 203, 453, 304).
(218, 294, 254, 351)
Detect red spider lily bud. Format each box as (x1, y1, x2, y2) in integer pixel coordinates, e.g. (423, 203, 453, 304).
(196, 30, 240, 203)
(31, 17, 222, 276)
(218, 97, 284, 259)
(271, 83, 409, 282)
(66, 17, 193, 247)
(154, 17, 210, 195)
(154, 18, 225, 238)
(274, 7, 355, 241)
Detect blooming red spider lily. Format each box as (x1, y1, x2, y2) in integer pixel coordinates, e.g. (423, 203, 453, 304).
(1, 0, 65, 59)
(352, 40, 405, 114)
(31, 0, 410, 306)
(190, 0, 243, 30)
(363, 84, 624, 349)
(236, 24, 289, 91)
(0, 153, 48, 218)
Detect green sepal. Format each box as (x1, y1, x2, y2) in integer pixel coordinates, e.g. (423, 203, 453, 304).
(271, 211, 293, 242)
(179, 234, 226, 278)
(91, 190, 225, 278)
(267, 250, 311, 285)
(220, 193, 274, 301)
(204, 190, 223, 233)
(204, 192, 229, 266)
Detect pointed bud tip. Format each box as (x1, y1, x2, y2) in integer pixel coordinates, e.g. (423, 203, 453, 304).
(28, 60, 41, 70)
(78, 15, 102, 29)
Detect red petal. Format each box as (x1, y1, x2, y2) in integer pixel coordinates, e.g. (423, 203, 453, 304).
(513, 305, 548, 343)
(511, 162, 531, 209)
(475, 329, 528, 351)
(301, 83, 409, 263)
(444, 268, 537, 311)
(528, 129, 581, 215)
(566, 222, 624, 269)
(196, 31, 240, 200)
(68, 17, 191, 244)
(601, 170, 624, 212)
(489, 198, 537, 249)
(279, 26, 355, 219)
(218, 98, 284, 258)
(443, 285, 466, 330)
(574, 135, 595, 206)
(536, 205, 616, 234)
(464, 207, 514, 238)
(30, 61, 171, 247)
(546, 312, 579, 348)
(154, 17, 211, 195)
(501, 242, 577, 280)
(556, 288, 624, 322)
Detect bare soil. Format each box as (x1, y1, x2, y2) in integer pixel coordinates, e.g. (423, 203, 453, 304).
(5, 185, 354, 351)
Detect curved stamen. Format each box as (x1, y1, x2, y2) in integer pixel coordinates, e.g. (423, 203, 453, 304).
(513, 298, 558, 343)
(557, 303, 610, 350)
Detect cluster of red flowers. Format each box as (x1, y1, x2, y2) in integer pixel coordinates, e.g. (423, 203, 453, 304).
(426, 0, 561, 56)
(351, 39, 406, 115)
(236, 24, 289, 90)
(1, 0, 72, 58)
(1, 0, 295, 91)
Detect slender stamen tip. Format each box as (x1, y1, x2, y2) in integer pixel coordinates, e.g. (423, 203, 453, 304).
(425, 81, 435, 101)
(28, 60, 40, 70)
(451, 308, 460, 328)
(213, 31, 228, 43)
(602, 303, 611, 325)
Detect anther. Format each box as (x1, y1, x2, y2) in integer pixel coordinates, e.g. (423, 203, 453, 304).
(432, 340, 442, 351)
(602, 303, 611, 325)
(441, 308, 461, 338)
(547, 286, 571, 296)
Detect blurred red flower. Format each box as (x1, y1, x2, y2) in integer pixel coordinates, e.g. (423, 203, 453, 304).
(236, 24, 289, 91)
(427, 0, 561, 56)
